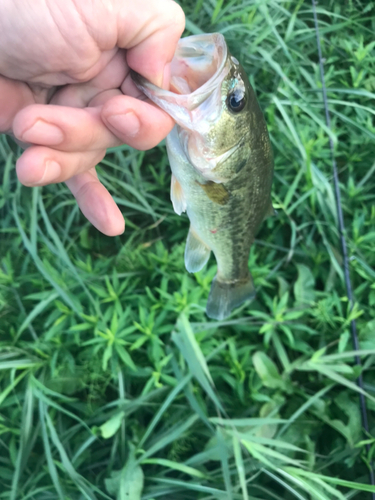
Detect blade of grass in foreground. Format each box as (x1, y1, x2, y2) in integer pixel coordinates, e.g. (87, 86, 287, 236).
(141, 458, 207, 479)
(150, 477, 229, 500)
(233, 436, 249, 500)
(10, 379, 34, 500)
(280, 467, 375, 494)
(39, 400, 65, 500)
(137, 414, 199, 463)
(139, 373, 191, 448)
(172, 315, 225, 413)
(13, 196, 82, 316)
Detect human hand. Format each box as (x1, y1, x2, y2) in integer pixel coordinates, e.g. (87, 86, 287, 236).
(0, 0, 185, 235)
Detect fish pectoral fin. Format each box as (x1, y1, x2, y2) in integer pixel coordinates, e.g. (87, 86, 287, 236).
(185, 227, 211, 273)
(170, 175, 187, 215)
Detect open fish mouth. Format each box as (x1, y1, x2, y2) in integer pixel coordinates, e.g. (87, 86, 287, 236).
(131, 33, 228, 130)
(169, 33, 227, 97)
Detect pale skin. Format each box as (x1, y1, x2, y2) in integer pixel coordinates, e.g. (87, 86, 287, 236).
(0, 0, 185, 235)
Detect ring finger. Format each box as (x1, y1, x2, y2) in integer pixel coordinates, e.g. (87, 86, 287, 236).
(16, 146, 107, 186)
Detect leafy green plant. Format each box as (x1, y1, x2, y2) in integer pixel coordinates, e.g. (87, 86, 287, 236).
(0, 1, 375, 499)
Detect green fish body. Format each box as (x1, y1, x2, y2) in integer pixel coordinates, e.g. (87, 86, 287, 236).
(132, 34, 274, 320)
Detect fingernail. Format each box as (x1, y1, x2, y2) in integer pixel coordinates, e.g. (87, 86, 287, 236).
(37, 160, 61, 185)
(107, 112, 140, 137)
(21, 119, 64, 145)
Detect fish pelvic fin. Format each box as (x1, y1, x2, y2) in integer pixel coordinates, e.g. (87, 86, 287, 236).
(185, 227, 211, 273)
(206, 273, 256, 320)
(171, 175, 187, 215)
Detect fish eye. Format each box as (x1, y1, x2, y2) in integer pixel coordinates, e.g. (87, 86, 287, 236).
(227, 92, 246, 113)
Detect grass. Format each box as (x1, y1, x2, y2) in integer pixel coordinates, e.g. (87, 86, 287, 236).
(1, 0, 375, 499)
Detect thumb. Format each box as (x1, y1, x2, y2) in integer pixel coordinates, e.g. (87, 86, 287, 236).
(115, 0, 185, 88)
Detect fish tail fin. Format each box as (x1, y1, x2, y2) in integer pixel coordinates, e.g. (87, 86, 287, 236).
(206, 273, 256, 321)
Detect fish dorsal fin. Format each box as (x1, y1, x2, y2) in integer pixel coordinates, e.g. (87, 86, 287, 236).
(170, 175, 187, 215)
(185, 227, 211, 273)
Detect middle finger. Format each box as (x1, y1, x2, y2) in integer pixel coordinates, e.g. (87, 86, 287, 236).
(12, 95, 175, 153)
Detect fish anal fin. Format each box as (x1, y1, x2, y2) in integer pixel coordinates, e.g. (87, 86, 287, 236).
(170, 175, 187, 215)
(206, 273, 256, 320)
(185, 227, 211, 273)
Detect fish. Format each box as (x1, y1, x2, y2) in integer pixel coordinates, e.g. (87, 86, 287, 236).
(131, 33, 274, 320)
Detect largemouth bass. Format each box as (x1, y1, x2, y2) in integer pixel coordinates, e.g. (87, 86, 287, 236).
(132, 34, 274, 320)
